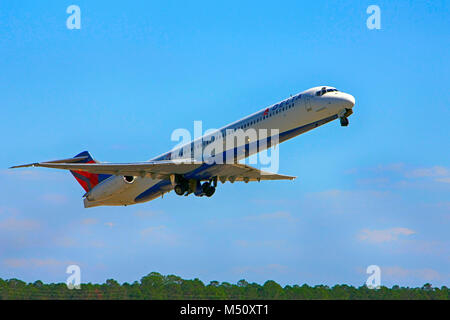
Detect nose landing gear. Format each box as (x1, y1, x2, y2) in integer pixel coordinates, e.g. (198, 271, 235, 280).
(340, 117, 349, 127)
(338, 108, 352, 127)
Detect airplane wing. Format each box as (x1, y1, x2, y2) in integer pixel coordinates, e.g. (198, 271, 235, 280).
(196, 163, 296, 182)
(10, 159, 296, 182)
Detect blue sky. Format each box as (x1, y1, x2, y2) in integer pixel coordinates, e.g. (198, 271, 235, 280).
(0, 0, 449, 288)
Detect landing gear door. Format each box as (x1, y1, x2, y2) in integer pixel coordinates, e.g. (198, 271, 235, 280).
(304, 96, 312, 112)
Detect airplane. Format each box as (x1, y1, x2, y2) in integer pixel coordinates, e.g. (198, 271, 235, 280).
(11, 86, 355, 208)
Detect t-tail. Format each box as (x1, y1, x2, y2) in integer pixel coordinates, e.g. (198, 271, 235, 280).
(70, 151, 111, 192)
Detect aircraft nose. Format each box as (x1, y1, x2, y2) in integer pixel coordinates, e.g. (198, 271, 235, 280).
(344, 93, 355, 108)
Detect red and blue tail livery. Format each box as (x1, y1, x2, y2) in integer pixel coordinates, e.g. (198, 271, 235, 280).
(70, 151, 111, 192)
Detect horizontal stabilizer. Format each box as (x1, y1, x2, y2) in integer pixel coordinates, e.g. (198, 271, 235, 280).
(10, 156, 88, 169)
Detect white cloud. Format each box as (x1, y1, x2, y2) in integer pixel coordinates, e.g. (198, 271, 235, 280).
(81, 218, 98, 225)
(141, 225, 166, 235)
(135, 210, 164, 218)
(53, 236, 77, 248)
(358, 227, 415, 243)
(348, 163, 450, 186)
(374, 163, 405, 173)
(2, 258, 78, 270)
(0, 217, 40, 232)
(405, 166, 450, 184)
(0, 169, 43, 180)
(398, 239, 449, 256)
(408, 166, 449, 178)
(0, 169, 65, 181)
(382, 266, 443, 282)
(436, 177, 450, 183)
(303, 189, 391, 216)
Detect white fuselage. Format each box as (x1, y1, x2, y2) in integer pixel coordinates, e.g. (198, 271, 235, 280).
(84, 86, 355, 208)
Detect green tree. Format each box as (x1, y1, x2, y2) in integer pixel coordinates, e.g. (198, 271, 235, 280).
(261, 280, 284, 299)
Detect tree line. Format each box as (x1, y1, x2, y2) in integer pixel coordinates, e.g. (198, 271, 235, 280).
(0, 272, 448, 300)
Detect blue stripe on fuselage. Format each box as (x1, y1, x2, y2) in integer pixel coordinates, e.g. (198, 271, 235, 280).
(134, 114, 338, 203)
(135, 180, 171, 203)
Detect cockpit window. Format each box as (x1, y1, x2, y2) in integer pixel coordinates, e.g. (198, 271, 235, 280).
(316, 88, 339, 96)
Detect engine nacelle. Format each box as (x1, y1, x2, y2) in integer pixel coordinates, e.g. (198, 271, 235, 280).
(86, 176, 136, 202)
